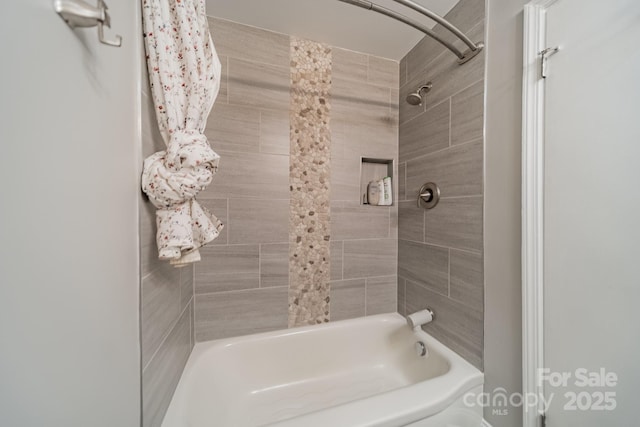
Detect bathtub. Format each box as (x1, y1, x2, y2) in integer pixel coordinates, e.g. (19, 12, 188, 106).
(161, 313, 484, 427)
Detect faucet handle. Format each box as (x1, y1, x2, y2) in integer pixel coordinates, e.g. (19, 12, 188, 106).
(417, 182, 440, 209)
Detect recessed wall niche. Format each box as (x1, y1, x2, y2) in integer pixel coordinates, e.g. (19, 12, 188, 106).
(360, 158, 394, 206)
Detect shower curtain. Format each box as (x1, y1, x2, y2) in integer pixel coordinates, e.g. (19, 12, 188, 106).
(141, 0, 223, 266)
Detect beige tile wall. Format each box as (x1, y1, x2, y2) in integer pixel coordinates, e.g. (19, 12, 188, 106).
(195, 17, 291, 342)
(194, 17, 399, 341)
(330, 46, 399, 321)
(397, 0, 485, 370)
(140, 67, 195, 427)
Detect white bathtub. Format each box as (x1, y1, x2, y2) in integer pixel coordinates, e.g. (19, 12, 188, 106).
(162, 313, 484, 427)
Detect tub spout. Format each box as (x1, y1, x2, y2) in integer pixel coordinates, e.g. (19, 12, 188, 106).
(406, 308, 434, 333)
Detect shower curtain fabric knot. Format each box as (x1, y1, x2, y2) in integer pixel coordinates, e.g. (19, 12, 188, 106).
(141, 0, 223, 266)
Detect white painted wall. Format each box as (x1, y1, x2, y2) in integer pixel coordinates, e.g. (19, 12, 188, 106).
(0, 1, 141, 426)
(484, 0, 527, 425)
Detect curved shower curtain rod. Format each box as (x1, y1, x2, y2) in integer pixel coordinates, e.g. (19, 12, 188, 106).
(337, 0, 483, 64)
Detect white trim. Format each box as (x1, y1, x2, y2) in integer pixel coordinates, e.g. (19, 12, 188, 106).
(481, 419, 494, 427)
(522, 1, 556, 427)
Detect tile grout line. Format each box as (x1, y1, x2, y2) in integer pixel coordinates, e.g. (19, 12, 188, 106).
(142, 295, 193, 374)
(439, 195, 484, 200)
(225, 198, 229, 245)
(341, 241, 345, 281)
(447, 248, 451, 298)
(399, 95, 449, 128)
(258, 110, 263, 153)
(402, 136, 482, 167)
(403, 278, 407, 317)
(197, 139, 292, 156)
(448, 77, 485, 102)
(399, 238, 483, 256)
(388, 86, 392, 116)
(366, 54, 370, 85)
(336, 237, 397, 243)
(202, 241, 290, 249)
(364, 277, 368, 316)
(401, 276, 450, 300)
(225, 53, 231, 103)
(208, 15, 293, 40)
(196, 285, 289, 298)
(438, 196, 484, 203)
(334, 74, 400, 92)
(450, 135, 485, 148)
(218, 99, 292, 117)
(423, 209, 427, 243)
(331, 273, 397, 283)
(448, 97, 452, 147)
(404, 161, 407, 201)
(225, 53, 292, 75)
(404, 275, 483, 315)
(393, 276, 398, 316)
(258, 243, 262, 288)
(225, 52, 230, 103)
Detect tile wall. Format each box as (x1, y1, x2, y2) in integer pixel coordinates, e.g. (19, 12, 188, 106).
(195, 17, 399, 341)
(397, 0, 485, 370)
(330, 45, 399, 322)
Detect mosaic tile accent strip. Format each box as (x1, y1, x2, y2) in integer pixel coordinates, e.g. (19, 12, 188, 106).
(288, 37, 333, 327)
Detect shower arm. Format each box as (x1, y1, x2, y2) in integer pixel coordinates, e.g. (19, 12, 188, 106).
(337, 0, 483, 64)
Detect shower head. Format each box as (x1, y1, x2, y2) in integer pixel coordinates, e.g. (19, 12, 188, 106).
(406, 92, 423, 106)
(406, 82, 433, 106)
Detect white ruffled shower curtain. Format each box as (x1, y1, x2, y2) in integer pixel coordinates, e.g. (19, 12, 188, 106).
(141, 0, 223, 266)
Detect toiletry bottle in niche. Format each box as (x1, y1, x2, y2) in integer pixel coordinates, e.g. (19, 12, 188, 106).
(367, 180, 381, 206)
(381, 177, 393, 206)
(377, 179, 385, 205)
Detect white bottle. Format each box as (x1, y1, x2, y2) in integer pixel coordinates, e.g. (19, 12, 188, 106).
(381, 176, 393, 206)
(378, 178, 387, 205)
(367, 180, 381, 206)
